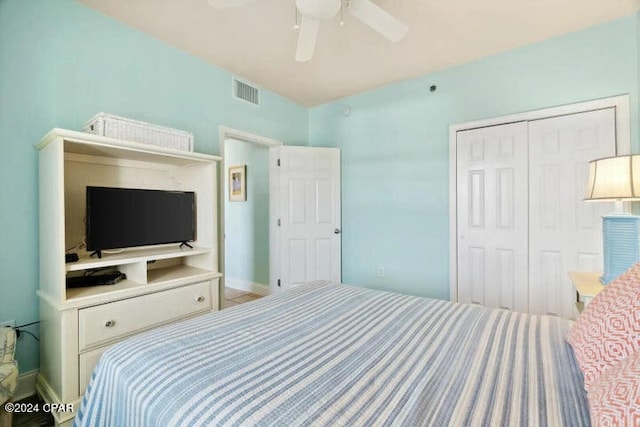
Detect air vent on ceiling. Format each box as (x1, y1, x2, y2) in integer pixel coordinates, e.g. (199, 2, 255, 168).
(233, 78, 260, 107)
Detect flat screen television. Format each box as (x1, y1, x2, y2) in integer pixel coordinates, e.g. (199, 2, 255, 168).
(86, 186, 196, 258)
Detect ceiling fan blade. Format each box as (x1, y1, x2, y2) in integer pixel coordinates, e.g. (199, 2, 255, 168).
(207, 0, 258, 9)
(295, 17, 320, 62)
(348, 0, 408, 42)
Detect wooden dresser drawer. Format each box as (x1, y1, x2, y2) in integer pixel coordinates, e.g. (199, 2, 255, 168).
(79, 346, 111, 394)
(78, 281, 212, 351)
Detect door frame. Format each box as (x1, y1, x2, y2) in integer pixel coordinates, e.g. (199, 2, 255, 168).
(448, 95, 631, 303)
(218, 126, 283, 305)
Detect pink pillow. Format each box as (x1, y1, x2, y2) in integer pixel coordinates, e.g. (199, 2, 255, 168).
(588, 351, 640, 426)
(566, 263, 640, 389)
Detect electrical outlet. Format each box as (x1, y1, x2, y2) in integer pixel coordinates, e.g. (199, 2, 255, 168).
(377, 266, 384, 278)
(0, 320, 15, 329)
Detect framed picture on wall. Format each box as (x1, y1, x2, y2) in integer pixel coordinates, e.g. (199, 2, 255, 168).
(229, 164, 247, 202)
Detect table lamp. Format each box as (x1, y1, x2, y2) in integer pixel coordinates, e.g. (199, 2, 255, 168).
(584, 154, 640, 284)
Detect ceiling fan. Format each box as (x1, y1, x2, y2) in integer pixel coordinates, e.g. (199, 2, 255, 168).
(207, 0, 409, 62)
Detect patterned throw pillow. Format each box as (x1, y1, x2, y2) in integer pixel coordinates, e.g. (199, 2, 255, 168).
(588, 351, 640, 426)
(566, 263, 640, 389)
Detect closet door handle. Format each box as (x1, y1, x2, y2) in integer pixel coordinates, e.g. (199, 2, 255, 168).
(334, 228, 341, 234)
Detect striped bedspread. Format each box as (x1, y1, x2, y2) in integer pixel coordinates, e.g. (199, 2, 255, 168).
(75, 281, 589, 427)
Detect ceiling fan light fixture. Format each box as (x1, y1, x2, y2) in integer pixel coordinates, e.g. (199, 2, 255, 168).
(207, 0, 408, 62)
(295, 0, 342, 20)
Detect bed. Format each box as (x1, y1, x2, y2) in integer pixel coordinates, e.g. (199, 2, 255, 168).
(75, 281, 589, 426)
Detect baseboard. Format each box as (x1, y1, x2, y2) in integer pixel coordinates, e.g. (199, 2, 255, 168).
(36, 374, 79, 425)
(225, 277, 270, 296)
(14, 369, 38, 401)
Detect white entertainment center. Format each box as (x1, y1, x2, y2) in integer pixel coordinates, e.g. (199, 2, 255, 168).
(36, 128, 222, 426)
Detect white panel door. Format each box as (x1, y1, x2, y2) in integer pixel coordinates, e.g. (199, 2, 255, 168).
(456, 122, 529, 312)
(528, 108, 616, 318)
(271, 146, 341, 290)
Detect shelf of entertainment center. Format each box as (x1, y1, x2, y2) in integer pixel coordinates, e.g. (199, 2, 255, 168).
(64, 265, 221, 308)
(43, 128, 222, 165)
(66, 245, 213, 272)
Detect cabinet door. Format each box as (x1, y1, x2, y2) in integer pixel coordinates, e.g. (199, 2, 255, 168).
(456, 122, 529, 312)
(528, 108, 616, 318)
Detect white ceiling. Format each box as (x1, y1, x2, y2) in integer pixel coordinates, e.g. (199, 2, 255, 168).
(77, 0, 639, 107)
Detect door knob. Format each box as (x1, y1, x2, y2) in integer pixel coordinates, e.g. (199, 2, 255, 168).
(334, 228, 341, 234)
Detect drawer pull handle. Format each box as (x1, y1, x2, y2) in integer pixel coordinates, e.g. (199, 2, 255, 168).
(197, 296, 205, 303)
(104, 320, 116, 328)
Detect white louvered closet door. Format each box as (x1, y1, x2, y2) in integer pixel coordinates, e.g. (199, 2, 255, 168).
(456, 122, 529, 312)
(528, 109, 616, 318)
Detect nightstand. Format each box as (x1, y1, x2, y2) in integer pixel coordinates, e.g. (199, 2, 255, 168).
(568, 271, 605, 314)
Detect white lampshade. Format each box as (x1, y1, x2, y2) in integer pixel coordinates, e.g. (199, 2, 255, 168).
(585, 154, 640, 201)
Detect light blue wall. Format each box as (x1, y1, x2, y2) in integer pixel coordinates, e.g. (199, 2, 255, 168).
(224, 140, 270, 286)
(309, 15, 639, 300)
(0, 0, 307, 373)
